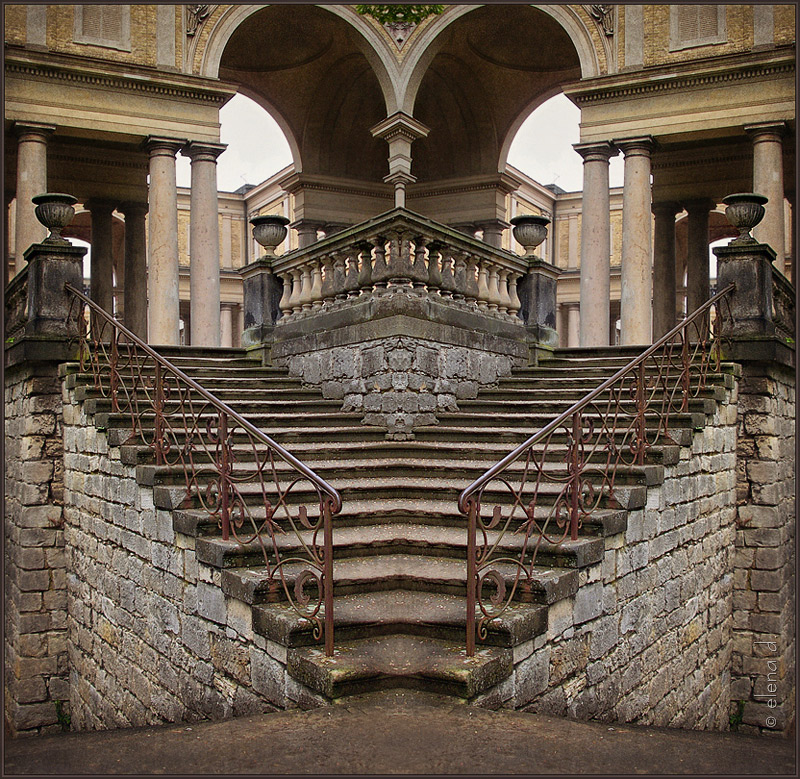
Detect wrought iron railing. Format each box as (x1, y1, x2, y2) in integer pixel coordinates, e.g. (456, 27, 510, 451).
(64, 283, 342, 655)
(457, 284, 735, 656)
(271, 208, 529, 323)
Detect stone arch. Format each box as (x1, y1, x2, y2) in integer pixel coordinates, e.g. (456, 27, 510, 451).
(405, 5, 589, 183)
(399, 3, 603, 116)
(198, 4, 394, 182)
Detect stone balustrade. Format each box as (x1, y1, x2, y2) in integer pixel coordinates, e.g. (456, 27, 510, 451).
(269, 208, 527, 326)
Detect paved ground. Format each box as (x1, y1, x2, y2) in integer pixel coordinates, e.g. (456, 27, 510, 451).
(4, 691, 796, 776)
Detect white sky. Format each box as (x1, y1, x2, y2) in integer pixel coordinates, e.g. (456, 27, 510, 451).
(176, 92, 626, 193)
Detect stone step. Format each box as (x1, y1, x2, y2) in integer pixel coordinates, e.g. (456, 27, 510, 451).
(194, 523, 604, 572)
(152, 476, 646, 515)
(288, 634, 512, 700)
(253, 590, 547, 648)
(455, 396, 718, 416)
(219, 553, 578, 602)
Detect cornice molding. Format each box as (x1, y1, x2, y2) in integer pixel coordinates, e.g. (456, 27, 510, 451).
(568, 53, 795, 105)
(5, 53, 235, 105)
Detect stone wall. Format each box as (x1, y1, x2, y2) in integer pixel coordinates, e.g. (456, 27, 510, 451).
(61, 382, 322, 731)
(479, 379, 739, 730)
(4, 363, 69, 735)
(285, 336, 517, 438)
(730, 362, 795, 735)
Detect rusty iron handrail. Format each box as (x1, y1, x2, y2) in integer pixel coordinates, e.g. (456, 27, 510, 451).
(65, 282, 340, 655)
(458, 283, 735, 656)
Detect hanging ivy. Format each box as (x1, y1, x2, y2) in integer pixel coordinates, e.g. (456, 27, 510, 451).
(355, 5, 445, 26)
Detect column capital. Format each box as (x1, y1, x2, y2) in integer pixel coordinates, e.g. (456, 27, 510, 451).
(652, 200, 681, 218)
(13, 122, 55, 141)
(744, 121, 787, 141)
(613, 135, 656, 156)
(682, 198, 717, 215)
(183, 141, 227, 163)
(370, 112, 430, 143)
(143, 136, 186, 157)
(118, 201, 149, 217)
(85, 198, 117, 215)
(573, 141, 618, 163)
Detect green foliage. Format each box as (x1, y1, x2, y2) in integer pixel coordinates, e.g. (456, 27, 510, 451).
(729, 699, 745, 730)
(355, 5, 445, 26)
(55, 700, 71, 732)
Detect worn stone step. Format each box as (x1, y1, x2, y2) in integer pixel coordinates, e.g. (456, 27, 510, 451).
(81, 396, 345, 416)
(252, 591, 547, 648)
(433, 410, 707, 430)
(218, 553, 578, 602)
(288, 634, 512, 700)
(195, 523, 604, 573)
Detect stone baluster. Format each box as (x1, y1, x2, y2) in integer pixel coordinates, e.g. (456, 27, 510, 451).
(357, 241, 373, 294)
(476, 260, 490, 310)
(372, 236, 389, 292)
(486, 264, 501, 313)
(464, 254, 480, 307)
(333, 252, 348, 302)
(278, 273, 293, 319)
(507, 273, 522, 319)
(451, 252, 467, 302)
(411, 236, 428, 293)
(299, 263, 315, 313)
(320, 255, 335, 308)
(344, 249, 361, 298)
(439, 248, 456, 298)
(288, 268, 303, 317)
(426, 241, 443, 293)
(497, 268, 511, 317)
(310, 259, 324, 310)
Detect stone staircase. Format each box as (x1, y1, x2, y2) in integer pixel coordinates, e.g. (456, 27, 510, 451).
(62, 344, 736, 706)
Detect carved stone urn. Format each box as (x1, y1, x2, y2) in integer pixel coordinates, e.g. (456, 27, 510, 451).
(250, 214, 290, 257)
(32, 193, 78, 244)
(722, 193, 768, 245)
(510, 214, 550, 259)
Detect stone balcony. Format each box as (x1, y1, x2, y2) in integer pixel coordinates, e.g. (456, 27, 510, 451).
(240, 208, 560, 436)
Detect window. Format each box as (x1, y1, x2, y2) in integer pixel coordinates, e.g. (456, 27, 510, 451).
(73, 5, 131, 51)
(669, 6, 726, 51)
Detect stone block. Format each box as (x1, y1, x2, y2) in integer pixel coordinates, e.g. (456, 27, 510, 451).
(573, 583, 602, 625)
(513, 647, 550, 707)
(197, 583, 227, 624)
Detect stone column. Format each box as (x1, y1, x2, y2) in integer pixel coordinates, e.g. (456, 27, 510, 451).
(86, 199, 115, 315)
(574, 142, 618, 347)
(652, 201, 680, 339)
(291, 219, 326, 249)
(475, 220, 509, 249)
(119, 202, 148, 340)
(370, 112, 430, 208)
(220, 303, 234, 348)
(144, 137, 184, 345)
(745, 122, 786, 273)
(13, 122, 55, 274)
(684, 199, 715, 315)
(617, 137, 655, 345)
(566, 303, 581, 348)
(185, 141, 226, 347)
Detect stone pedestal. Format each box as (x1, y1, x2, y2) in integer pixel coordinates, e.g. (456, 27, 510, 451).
(240, 258, 282, 348)
(517, 258, 561, 350)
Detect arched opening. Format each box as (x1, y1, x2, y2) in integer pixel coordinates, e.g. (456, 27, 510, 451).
(410, 5, 582, 183)
(216, 5, 388, 182)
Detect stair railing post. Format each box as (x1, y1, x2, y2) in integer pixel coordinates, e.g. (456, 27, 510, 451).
(218, 410, 231, 541)
(323, 497, 335, 657)
(680, 328, 691, 412)
(635, 361, 647, 466)
(109, 326, 120, 412)
(569, 410, 582, 540)
(466, 498, 478, 657)
(153, 361, 166, 466)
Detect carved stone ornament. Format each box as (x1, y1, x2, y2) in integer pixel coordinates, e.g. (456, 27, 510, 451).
(587, 5, 614, 37)
(385, 21, 416, 49)
(186, 5, 214, 37)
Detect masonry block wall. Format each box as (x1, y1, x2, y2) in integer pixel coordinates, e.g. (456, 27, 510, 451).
(60, 382, 325, 730)
(486, 380, 740, 728)
(4, 363, 69, 735)
(731, 362, 795, 735)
